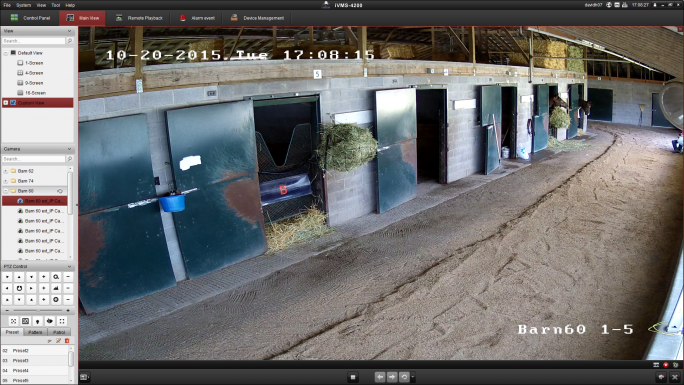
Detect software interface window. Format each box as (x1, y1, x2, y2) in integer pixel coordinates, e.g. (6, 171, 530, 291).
(0, 1, 682, 384)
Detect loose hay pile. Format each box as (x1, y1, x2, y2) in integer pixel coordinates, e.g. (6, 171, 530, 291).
(265, 206, 332, 254)
(550, 107, 571, 129)
(548, 136, 590, 151)
(318, 123, 378, 173)
(510, 40, 567, 70)
(567, 46, 584, 72)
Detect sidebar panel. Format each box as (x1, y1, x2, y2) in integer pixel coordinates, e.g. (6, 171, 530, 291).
(1, 26, 78, 385)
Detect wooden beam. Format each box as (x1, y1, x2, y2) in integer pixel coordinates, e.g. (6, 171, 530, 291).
(627, 62, 630, 78)
(470, 27, 476, 65)
(309, 26, 314, 45)
(360, 26, 368, 67)
(89, 26, 95, 50)
(583, 46, 587, 73)
(431, 27, 436, 60)
(130, 27, 143, 80)
(446, 27, 469, 57)
(272, 27, 277, 49)
(112, 41, 117, 68)
(343, 27, 358, 46)
(502, 28, 529, 64)
(492, 32, 515, 53)
(227, 27, 244, 60)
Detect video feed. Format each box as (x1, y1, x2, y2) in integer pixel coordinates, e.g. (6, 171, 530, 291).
(76, 26, 683, 361)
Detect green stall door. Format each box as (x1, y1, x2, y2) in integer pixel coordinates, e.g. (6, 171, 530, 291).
(78, 114, 176, 314)
(587, 88, 613, 122)
(533, 85, 550, 152)
(79, 202, 176, 314)
(165, 101, 267, 278)
(568, 84, 580, 138)
(79, 114, 158, 214)
(481, 85, 502, 174)
(375, 88, 417, 213)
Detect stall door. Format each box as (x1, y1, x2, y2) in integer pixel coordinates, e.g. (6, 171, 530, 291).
(481, 85, 502, 174)
(587, 88, 613, 122)
(79, 114, 176, 314)
(166, 101, 267, 278)
(652, 93, 675, 128)
(568, 84, 580, 138)
(375, 88, 417, 213)
(533, 84, 549, 153)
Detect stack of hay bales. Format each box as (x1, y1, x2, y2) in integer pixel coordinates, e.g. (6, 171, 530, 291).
(187, 40, 224, 62)
(567, 46, 584, 72)
(510, 39, 567, 70)
(373, 44, 418, 59)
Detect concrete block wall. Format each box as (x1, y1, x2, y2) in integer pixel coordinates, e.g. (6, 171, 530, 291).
(587, 79, 664, 126)
(79, 67, 587, 258)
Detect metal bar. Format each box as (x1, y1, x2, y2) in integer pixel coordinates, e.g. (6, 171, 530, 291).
(528, 29, 533, 82)
(532, 56, 630, 62)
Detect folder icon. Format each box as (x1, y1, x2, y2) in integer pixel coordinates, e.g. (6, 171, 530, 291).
(10, 188, 16, 193)
(10, 168, 16, 173)
(10, 178, 16, 183)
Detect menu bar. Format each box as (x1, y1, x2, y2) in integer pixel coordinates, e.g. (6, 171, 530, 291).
(2, 1, 682, 10)
(2, 9, 682, 26)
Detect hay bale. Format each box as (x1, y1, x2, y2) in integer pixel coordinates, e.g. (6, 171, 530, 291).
(318, 123, 378, 173)
(385, 45, 417, 59)
(567, 46, 584, 72)
(265, 206, 331, 253)
(188, 40, 219, 62)
(510, 40, 567, 70)
(550, 107, 571, 129)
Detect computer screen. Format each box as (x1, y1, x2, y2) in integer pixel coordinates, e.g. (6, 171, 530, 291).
(1, 1, 683, 384)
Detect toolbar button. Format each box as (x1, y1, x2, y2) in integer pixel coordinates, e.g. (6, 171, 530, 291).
(375, 372, 386, 383)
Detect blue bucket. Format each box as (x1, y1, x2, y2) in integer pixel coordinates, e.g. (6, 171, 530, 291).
(158, 195, 185, 212)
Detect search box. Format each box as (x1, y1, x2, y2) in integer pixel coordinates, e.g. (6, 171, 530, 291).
(2, 37, 69, 45)
(2, 155, 67, 163)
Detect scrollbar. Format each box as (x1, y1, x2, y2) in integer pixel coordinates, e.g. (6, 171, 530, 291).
(67, 171, 73, 215)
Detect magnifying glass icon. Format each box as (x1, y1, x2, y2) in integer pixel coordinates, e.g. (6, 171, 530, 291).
(67, 38, 73, 43)
(67, 156, 73, 161)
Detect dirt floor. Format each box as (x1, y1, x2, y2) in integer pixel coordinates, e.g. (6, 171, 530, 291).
(79, 123, 683, 361)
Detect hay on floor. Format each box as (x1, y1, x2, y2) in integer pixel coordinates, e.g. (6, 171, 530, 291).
(548, 136, 590, 151)
(265, 207, 332, 253)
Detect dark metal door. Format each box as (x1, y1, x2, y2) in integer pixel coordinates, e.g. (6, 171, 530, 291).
(587, 88, 613, 121)
(79, 202, 174, 314)
(568, 84, 580, 138)
(438, 90, 448, 184)
(78, 114, 176, 314)
(652, 93, 675, 128)
(533, 85, 549, 152)
(375, 88, 417, 213)
(481, 85, 502, 174)
(166, 101, 267, 278)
